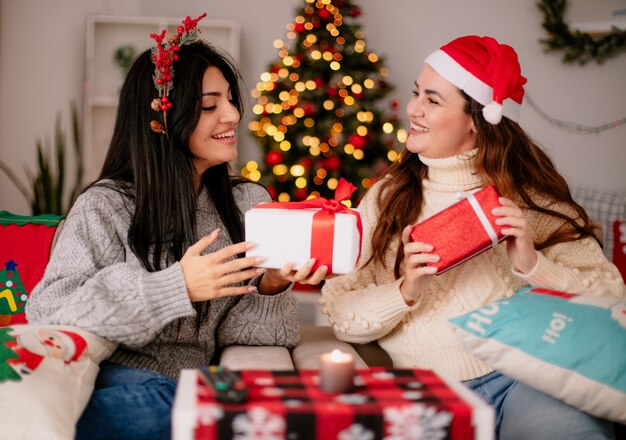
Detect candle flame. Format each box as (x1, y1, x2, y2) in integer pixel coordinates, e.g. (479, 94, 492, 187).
(330, 349, 344, 361)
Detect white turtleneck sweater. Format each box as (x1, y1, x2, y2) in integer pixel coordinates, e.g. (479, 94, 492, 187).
(320, 150, 625, 381)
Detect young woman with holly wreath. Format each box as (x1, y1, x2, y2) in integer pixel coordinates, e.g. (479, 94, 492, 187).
(26, 14, 327, 440)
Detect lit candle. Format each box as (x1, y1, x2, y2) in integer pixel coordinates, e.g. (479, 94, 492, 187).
(319, 349, 355, 393)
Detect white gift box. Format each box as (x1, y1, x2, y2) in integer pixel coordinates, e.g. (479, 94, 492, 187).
(245, 206, 361, 274)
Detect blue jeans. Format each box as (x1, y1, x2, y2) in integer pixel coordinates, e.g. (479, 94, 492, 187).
(76, 361, 177, 440)
(463, 371, 615, 440)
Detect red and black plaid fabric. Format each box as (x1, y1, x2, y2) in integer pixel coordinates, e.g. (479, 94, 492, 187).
(193, 368, 475, 439)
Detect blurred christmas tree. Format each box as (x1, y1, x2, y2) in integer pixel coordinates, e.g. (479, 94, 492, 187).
(243, 0, 405, 205)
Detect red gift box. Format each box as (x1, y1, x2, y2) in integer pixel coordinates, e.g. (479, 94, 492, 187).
(410, 185, 506, 274)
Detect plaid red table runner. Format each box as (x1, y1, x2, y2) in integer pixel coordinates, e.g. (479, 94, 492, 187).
(174, 367, 492, 440)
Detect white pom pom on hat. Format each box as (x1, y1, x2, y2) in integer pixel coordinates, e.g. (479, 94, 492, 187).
(424, 35, 527, 125)
(482, 102, 503, 124)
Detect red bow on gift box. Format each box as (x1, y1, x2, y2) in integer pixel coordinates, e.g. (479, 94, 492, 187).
(255, 178, 363, 273)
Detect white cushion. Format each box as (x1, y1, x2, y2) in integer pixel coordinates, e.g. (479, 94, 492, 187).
(220, 345, 294, 371)
(0, 324, 116, 439)
(448, 287, 626, 423)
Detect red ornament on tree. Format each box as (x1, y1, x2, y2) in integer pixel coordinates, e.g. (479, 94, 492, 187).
(294, 22, 306, 33)
(318, 8, 332, 21)
(303, 102, 315, 116)
(299, 157, 313, 168)
(349, 7, 362, 17)
(265, 150, 284, 166)
(321, 155, 341, 171)
(348, 134, 367, 149)
(295, 188, 309, 200)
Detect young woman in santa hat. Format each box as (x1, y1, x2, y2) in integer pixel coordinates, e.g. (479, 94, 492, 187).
(321, 35, 625, 439)
(26, 13, 327, 440)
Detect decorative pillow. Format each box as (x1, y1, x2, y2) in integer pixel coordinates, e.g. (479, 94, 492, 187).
(571, 187, 626, 262)
(0, 324, 117, 439)
(613, 220, 626, 280)
(0, 211, 64, 326)
(448, 287, 626, 423)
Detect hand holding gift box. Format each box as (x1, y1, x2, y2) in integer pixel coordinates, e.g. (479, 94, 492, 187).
(245, 179, 362, 275)
(410, 185, 506, 274)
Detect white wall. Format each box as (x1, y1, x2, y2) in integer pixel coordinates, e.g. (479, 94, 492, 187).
(1, 0, 625, 214)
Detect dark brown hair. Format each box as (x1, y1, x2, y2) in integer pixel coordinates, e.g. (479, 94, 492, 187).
(95, 41, 246, 272)
(368, 93, 599, 278)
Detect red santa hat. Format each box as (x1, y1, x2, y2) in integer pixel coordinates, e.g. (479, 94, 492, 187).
(56, 330, 88, 363)
(424, 35, 527, 125)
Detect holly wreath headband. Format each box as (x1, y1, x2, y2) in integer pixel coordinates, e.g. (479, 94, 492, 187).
(149, 12, 207, 137)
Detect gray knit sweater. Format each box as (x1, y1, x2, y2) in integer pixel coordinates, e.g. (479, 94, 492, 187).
(26, 180, 299, 379)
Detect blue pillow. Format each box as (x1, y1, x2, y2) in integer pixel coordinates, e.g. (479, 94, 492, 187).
(448, 287, 626, 423)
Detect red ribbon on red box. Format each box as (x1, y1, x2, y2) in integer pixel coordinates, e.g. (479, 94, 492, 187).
(255, 178, 362, 273)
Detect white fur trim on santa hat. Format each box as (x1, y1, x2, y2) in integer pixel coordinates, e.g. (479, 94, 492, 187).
(424, 49, 521, 123)
(16, 331, 49, 358)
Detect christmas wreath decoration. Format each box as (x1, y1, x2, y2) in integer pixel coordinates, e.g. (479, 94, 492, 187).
(538, 0, 626, 64)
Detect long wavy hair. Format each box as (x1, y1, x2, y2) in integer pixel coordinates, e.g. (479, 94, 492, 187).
(92, 41, 246, 273)
(368, 92, 599, 278)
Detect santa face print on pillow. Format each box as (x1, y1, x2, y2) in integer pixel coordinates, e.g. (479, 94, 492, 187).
(1, 327, 88, 381)
(0, 325, 116, 439)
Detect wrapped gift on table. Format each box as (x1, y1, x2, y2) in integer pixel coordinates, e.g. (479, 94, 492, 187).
(245, 179, 362, 275)
(410, 185, 506, 275)
(172, 367, 494, 440)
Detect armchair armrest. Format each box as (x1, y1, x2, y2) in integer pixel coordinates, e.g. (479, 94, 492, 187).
(220, 346, 295, 371)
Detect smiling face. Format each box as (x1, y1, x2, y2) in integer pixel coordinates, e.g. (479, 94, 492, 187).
(189, 66, 240, 179)
(405, 64, 476, 159)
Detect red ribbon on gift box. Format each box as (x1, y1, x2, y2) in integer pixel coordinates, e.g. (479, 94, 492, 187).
(255, 178, 362, 273)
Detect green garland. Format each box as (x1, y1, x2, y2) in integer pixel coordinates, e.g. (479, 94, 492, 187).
(538, 0, 626, 64)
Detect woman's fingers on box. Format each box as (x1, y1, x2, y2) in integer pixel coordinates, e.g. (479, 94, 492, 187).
(301, 265, 329, 285)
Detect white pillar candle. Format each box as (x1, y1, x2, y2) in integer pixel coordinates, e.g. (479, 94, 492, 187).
(319, 349, 355, 393)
